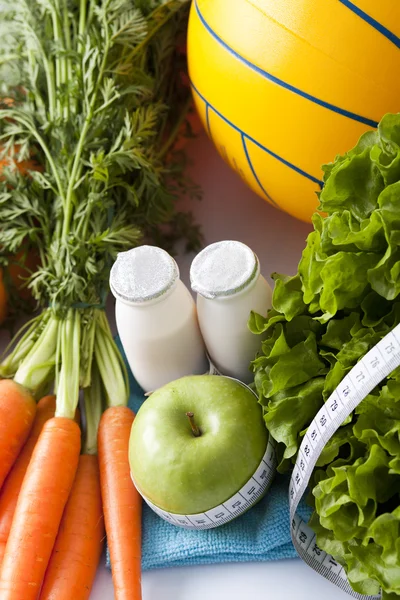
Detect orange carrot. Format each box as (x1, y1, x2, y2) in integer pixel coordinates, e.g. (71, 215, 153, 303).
(0, 395, 56, 545)
(98, 406, 142, 600)
(39, 366, 103, 599)
(0, 417, 81, 600)
(39, 454, 104, 600)
(0, 379, 36, 490)
(0, 542, 5, 566)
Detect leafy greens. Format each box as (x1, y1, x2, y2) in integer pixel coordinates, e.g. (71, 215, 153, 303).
(251, 113, 400, 598)
(0, 0, 201, 311)
(0, 0, 200, 424)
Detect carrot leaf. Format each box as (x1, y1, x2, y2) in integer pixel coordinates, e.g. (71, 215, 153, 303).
(0, 0, 196, 414)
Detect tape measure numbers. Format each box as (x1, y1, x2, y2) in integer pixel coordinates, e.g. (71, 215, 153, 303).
(135, 435, 276, 530)
(289, 323, 400, 599)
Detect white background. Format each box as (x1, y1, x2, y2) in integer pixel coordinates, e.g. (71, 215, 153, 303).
(91, 132, 350, 599)
(0, 130, 350, 599)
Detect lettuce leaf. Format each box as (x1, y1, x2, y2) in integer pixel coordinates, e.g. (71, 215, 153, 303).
(251, 113, 400, 597)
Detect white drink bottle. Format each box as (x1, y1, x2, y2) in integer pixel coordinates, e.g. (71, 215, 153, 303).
(190, 240, 272, 383)
(110, 245, 208, 392)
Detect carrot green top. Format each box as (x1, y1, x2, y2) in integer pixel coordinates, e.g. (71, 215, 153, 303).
(0, 0, 197, 417)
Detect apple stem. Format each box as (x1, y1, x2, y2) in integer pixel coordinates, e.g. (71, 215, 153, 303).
(186, 412, 201, 437)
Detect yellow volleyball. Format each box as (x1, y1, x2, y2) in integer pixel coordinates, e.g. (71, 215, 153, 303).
(187, 0, 400, 223)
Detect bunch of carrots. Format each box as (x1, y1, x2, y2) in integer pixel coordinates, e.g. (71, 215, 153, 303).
(0, 343, 142, 600)
(0, 0, 196, 598)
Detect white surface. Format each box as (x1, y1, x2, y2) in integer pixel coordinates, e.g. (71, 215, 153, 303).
(93, 558, 350, 600)
(91, 132, 349, 599)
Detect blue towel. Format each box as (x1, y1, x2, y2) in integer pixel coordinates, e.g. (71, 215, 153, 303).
(107, 340, 311, 571)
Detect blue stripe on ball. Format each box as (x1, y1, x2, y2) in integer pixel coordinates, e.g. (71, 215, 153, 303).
(194, 0, 378, 129)
(338, 0, 400, 49)
(191, 80, 324, 188)
(241, 134, 278, 207)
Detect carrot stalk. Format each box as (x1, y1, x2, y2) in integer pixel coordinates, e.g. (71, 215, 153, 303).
(13, 312, 59, 393)
(0, 379, 36, 490)
(98, 406, 142, 600)
(0, 314, 44, 379)
(0, 395, 56, 545)
(0, 417, 81, 600)
(39, 454, 104, 600)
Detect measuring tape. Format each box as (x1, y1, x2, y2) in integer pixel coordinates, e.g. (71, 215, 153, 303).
(136, 434, 276, 530)
(133, 373, 277, 530)
(289, 322, 400, 599)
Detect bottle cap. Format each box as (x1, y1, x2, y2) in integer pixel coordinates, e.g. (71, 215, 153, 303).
(110, 246, 179, 304)
(190, 240, 259, 300)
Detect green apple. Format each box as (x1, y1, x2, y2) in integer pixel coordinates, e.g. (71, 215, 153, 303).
(129, 374, 268, 516)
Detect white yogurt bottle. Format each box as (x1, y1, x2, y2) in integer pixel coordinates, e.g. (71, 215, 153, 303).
(190, 241, 272, 384)
(110, 246, 208, 393)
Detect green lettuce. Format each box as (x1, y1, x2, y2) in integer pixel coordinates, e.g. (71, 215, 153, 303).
(250, 113, 400, 597)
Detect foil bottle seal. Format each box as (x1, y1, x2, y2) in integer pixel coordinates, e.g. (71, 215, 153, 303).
(190, 240, 260, 299)
(110, 246, 179, 304)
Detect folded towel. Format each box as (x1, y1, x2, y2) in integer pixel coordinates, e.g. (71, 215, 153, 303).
(107, 340, 311, 571)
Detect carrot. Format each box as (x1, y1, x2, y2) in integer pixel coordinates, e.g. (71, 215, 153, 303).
(39, 455, 104, 600)
(0, 542, 5, 566)
(0, 379, 36, 490)
(0, 397, 80, 547)
(0, 309, 82, 599)
(0, 395, 56, 545)
(98, 406, 142, 600)
(39, 372, 104, 600)
(0, 417, 81, 600)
